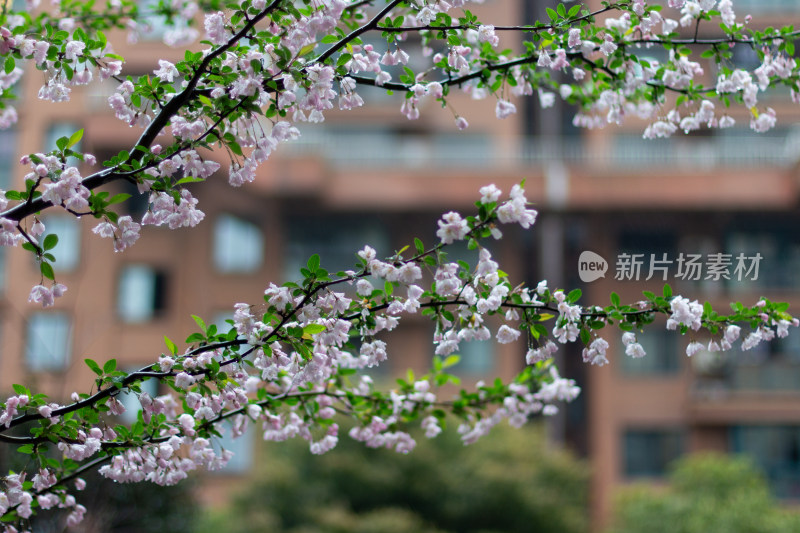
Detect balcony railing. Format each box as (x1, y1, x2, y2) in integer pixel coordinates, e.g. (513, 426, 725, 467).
(281, 129, 797, 169)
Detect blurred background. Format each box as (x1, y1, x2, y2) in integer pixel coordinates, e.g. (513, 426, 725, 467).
(3, 0, 800, 531)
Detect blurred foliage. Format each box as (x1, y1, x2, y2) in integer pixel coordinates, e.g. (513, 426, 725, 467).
(608, 453, 800, 533)
(63, 469, 199, 533)
(0, 433, 198, 533)
(198, 422, 589, 533)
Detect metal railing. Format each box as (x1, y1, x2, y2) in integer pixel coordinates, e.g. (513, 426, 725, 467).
(280, 129, 797, 169)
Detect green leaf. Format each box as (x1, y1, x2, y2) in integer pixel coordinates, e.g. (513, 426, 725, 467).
(67, 129, 83, 149)
(546, 7, 558, 21)
(12, 384, 29, 396)
(3, 55, 14, 75)
(307, 254, 320, 273)
(85, 358, 103, 376)
(42, 234, 58, 251)
(663, 283, 673, 298)
(414, 237, 424, 254)
(227, 141, 243, 156)
(164, 336, 178, 355)
(568, 4, 581, 17)
(103, 358, 117, 374)
(40, 261, 55, 280)
(336, 53, 352, 67)
(107, 193, 131, 205)
(185, 333, 205, 343)
(16, 444, 34, 455)
(567, 288, 582, 304)
(55, 136, 68, 152)
(556, 3, 566, 18)
(298, 43, 316, 56)
(191, 315, 207, 334)
(175, 176, 205, 185)
(442, 354, 460, 368)
(610, 292, 620, 307)
(303, 324, 327, 335)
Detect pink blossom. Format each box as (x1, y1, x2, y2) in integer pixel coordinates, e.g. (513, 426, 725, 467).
(497, 185, 537, 228)
(436, 211, 469, 244)
(667, 296, 703, 331)
(63, 40, 85, 61)
(600, 35, 617, 56)
(750, 107, 776, 133)
(568, 28, 582, 48)
(496, 324, 521, 344)
(495, 99, 517, 119)
(114, 216, 141, 252)
(550, 48, 569, 70)
(92, 221, 115, 239)
(29, 285, 55, 307)
(724, 324, 741, 343)
(204, 12, 229, 45)
(174, 372, 196, 390)
(538, 90, 555, 108)
(582, 338, 610, 366)
(686, 341, 704, 357)
(154, 60, 179, 83)
(99, 60, 122, 81)
(479, 184, 502, 204)
(526, 341, 558, 364)
(477, 25, 499, 47)
(421, 416, 442, 438)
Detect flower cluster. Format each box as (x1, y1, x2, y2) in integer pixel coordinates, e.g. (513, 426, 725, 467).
(0, 1, 798, 529)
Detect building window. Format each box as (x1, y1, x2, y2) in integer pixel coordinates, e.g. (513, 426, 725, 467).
(45, 123, 80, 152)
(26, 313, 71, 371)
(725, 229, 800, 290)
(213, 214, 264, 273)
(283, 214, 389, 282)
(731, 426, 800, 499)
(724, 331, 800, 391)
(0, 128, 16, 189)
(137, 0, 169, 40)
(454, 339, 494, 375)
(45, 123, 81, 166)
(119, 179, 150, 220)
(212, 420, 253, 474)
(729, 1, 800, 14)
(616, 230, 677, 280)
(117, 372, 160, 424)
(117, 265, 167, 323)
(42, 216, 81, 272)
(623, 429, 684, 478)
(0, 247, 6, 293)
(620, 327, 680, 376)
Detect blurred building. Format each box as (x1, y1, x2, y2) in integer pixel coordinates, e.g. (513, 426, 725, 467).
(2, 0, 800, 530)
